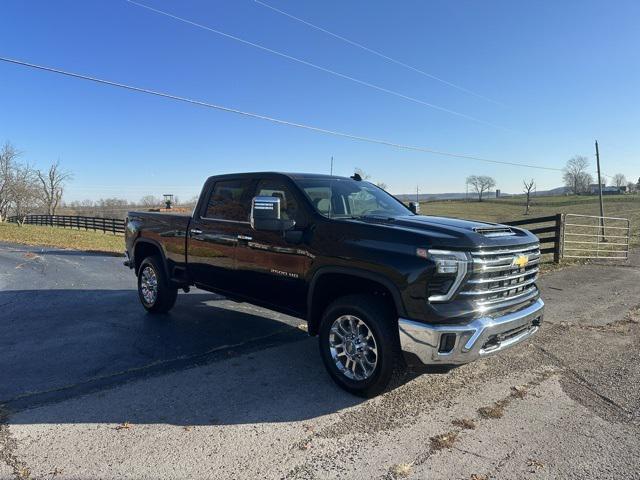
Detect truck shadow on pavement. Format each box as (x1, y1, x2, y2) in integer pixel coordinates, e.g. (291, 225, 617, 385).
(1, 288, 367, 424)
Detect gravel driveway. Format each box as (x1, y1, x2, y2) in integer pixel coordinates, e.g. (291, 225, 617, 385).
(1, 242, 639, 479)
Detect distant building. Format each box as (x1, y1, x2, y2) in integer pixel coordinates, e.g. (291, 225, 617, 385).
(588, 183, 606, 195)
(603, 186, 623, 195)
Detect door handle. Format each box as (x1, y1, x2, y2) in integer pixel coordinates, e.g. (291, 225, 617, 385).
(190, 228, 203, 235)
(237, 234, 253, 241)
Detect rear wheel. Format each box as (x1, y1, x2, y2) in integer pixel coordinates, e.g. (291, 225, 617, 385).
(319, 294, 406, 397)
(137, 256, 178, 313)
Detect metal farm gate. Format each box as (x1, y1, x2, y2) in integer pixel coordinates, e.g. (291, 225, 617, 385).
(562, 214, 631, 260)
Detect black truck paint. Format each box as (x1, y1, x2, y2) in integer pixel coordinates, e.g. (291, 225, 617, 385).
(125, 172, 544, 396)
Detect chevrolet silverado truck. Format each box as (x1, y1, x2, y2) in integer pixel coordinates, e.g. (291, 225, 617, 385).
(125, 172, 544, 397)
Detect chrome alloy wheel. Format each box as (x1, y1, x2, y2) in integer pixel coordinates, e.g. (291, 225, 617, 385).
(140, 265, 158, 305)
(329, 315, 378, 381)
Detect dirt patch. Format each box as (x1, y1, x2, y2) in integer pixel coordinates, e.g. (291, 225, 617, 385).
(574, 305, 640, 334)
(0, 405, 31, 480)
(478, 400, 508, 419)
(429, 431, 458, 451)
(451, 418, 476, 430)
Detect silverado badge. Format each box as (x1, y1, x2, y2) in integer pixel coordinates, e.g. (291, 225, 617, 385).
(512, 254, 529, 268)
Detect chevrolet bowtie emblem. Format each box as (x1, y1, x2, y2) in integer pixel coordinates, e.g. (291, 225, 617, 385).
(512, 254, 529, 268)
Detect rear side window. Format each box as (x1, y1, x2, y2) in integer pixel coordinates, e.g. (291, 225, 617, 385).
(205, 179, 252, 221)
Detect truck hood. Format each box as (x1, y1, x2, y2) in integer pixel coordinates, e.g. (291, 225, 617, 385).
(351, 215, 538, 249)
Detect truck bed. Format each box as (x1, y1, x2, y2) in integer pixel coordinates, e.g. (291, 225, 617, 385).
(126, 210, 192, 274)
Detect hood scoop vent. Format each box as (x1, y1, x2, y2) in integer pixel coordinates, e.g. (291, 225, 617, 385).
(473, 226, 515, 237)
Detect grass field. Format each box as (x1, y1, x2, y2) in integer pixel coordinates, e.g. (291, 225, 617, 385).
(0, 222, 123, 254)
(0, 194, 637, 255)
(421, 194, 639, 246)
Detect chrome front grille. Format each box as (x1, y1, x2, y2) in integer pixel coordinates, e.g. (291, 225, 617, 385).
(460, 243, 540, 311)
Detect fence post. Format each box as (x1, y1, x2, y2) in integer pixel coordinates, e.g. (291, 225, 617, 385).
(553, 213, 563, 264)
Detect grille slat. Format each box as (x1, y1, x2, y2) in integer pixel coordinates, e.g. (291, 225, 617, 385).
(460, 275, 538, 295)
(460, 243, 540, 311)
(467, 267, 540, 284)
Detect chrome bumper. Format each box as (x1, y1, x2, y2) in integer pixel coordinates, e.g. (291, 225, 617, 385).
(398, 299, 544, 365)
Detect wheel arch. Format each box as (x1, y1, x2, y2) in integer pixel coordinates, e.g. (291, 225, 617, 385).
(306, 267, 407, 336)
(133, 238, 169, 279)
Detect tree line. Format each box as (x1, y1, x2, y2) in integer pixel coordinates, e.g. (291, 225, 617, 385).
(0, 142, 72, 223)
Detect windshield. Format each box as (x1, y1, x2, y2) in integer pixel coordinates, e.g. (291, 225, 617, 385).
(294, 177, 413, 219)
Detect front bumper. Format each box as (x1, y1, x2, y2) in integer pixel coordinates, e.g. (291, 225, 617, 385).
(398, 298, 544, 365)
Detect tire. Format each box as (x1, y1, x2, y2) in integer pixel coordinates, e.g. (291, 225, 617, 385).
(137, 256, 178, 314)
(318, 294, 406, 397)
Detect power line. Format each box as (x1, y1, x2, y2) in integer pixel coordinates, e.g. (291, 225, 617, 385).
(126, 0, 507, 131)
(254, 0, 503, 107)
(0, 56, 562, 172)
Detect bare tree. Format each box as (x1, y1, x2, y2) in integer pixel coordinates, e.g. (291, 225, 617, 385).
(354, 167, 389, 190)
(0, 142, 21, 222)
(612, 173, 626, 189)
(353, 167, 371, 180)
(139, 195, 162, 208)
(563, 156, 592, 194)
(9, 162, 40, 224)
(523, 179, 535, 215)
(36, 160, 73, 215)
(466, 175, 496, 202)
(627, 182, 636, 193)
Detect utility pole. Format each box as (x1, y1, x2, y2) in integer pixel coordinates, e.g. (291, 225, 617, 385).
(595, 140, 606, 240)
(330, 156, 334, 176)
(416, 185, 419, 203)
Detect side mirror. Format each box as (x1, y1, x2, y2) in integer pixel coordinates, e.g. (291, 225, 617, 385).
(409, 201, 420, 214)
(251, 196, 295, 231)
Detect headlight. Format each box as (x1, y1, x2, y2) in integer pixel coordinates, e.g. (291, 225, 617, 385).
(423, 249, 470, 302)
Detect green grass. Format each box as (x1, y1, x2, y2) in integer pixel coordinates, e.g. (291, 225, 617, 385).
(0, 222, 123, 254)
(420, 194, 640, 246)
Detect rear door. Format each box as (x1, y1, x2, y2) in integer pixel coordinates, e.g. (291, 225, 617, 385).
(187, 178, 253, 295)
(234, 176, 312, 314)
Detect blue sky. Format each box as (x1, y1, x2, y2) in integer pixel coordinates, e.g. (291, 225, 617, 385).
(1, 0, 639, 201)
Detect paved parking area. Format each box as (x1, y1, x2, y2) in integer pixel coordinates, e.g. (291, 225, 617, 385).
(1, 243, 639, 479)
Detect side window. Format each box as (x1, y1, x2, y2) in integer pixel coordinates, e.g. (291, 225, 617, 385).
(304, 187, 331, 216)
(255, 179, 299, 221)
(205, 179, 252, 221)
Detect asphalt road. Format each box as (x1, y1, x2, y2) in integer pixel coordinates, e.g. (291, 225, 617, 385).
(1, 242, 639, 479)
(0, 242, 306, 411)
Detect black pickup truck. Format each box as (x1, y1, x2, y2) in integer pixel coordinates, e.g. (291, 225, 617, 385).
(125, 172, 544, 396)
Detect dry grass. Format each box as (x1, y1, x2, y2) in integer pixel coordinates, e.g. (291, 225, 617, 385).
(421, 194, 640, 246)
(429, 431, 459, 451)
(451, 418, 476, 430)
(0, 222, 123, 254)
(388, 463, 414, 478)
(510, 385, 528, 399)
(477, 400, 509, 419)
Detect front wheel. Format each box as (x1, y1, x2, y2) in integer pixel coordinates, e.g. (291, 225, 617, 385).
(319, 294, 406, 397)
(137, 256, 178, 314)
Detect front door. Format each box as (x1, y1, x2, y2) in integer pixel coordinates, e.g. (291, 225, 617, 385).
(187, 178, 253, 296)
(234, 177, 312, 314)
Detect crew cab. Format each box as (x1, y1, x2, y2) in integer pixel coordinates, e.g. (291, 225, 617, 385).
(125, 172, 544, 396)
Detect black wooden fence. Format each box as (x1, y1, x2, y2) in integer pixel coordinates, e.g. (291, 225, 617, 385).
(8, 215, 125, 235)
(8, 212, 565, 261)
(504, 213, 563, 263)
